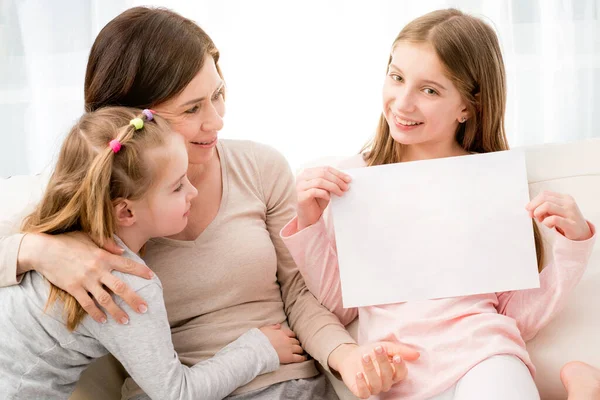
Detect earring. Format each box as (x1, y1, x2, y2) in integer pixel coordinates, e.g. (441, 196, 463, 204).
(461, 117, 467, 123)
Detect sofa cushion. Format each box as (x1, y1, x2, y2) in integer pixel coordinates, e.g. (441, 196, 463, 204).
(0, 168, 50, 235)
(524, 140, 600, 399)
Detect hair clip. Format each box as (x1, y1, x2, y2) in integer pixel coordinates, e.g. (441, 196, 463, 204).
(142, 109, 154, 121)
(109, 139, 122, 153)
(130, 118, 144, 130)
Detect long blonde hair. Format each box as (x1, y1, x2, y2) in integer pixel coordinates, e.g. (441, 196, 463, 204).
(362, 9, 544, 270)
(22, 107, 173, 330)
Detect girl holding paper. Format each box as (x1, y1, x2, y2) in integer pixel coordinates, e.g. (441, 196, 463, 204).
(281, 8, 597, 400)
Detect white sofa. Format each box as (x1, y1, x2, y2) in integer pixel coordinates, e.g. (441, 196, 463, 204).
(1, 138, 599, 400)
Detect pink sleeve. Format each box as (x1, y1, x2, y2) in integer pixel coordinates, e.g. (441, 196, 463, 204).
(280, 207, 358, 326)
(496, 223, 596, 341)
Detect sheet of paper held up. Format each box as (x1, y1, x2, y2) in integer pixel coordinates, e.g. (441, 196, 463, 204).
(330, 150, 540, 308)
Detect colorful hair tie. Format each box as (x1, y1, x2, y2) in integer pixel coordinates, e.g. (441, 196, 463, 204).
(109, 139, 122, 153)
(142, 109, 154, 121)
(130, 118, 144, 130)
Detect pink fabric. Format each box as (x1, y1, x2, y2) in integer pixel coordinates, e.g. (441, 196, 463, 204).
(281, 192, 595, 399)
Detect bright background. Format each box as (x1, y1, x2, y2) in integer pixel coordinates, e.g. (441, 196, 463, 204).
(1, 0, 599, 177)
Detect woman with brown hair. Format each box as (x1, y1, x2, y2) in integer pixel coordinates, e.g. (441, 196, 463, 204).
(0, 6, 412, 400)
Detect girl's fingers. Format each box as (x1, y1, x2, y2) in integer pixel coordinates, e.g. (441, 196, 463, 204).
(291, 344, 304, 354)
(526, 191, 564, 213)
(324, 166, 352, 183)
(361, 354, 382, 394)
(392, 355, 408, 382)
(297, 178, 346, 197)
(282, 328, 296, 338)
(297, 188, 330, 204)
(540, 215, 565, 230)
(354, 372, 371, 399)
(291, 354, 308, 363)
(541, 215, 579, 236)
(373, 346, 394, 392)
(299, 166, 351, 184)
(321, 169, 351, 191)
(532, 201, 566, 221)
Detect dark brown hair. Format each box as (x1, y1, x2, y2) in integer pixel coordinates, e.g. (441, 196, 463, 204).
(84, 7, 222, 111)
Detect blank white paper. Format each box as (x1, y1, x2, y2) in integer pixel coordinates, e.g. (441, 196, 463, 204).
(330, 150, 540, 308)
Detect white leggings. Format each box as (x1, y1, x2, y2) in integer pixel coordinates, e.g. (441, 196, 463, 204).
(429, 355, 540, 400)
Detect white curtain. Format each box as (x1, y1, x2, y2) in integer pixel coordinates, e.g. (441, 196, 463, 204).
(0, 0, 134, 177)
(1, 0, 598, 177)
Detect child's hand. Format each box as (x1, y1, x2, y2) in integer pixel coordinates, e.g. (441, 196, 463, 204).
(329, 342, 420, 399)
(526, 191, 592, 241)
(259, 324, 306, 364)
(296, 166, 352, 230)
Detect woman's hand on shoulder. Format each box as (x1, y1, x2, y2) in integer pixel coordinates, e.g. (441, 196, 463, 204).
(526, 191, 593, 241)
(296, 166, 351, 230)
(19, 231, 153, 324)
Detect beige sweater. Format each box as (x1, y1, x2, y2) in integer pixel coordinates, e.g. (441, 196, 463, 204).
(0, 139, 355, 395)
